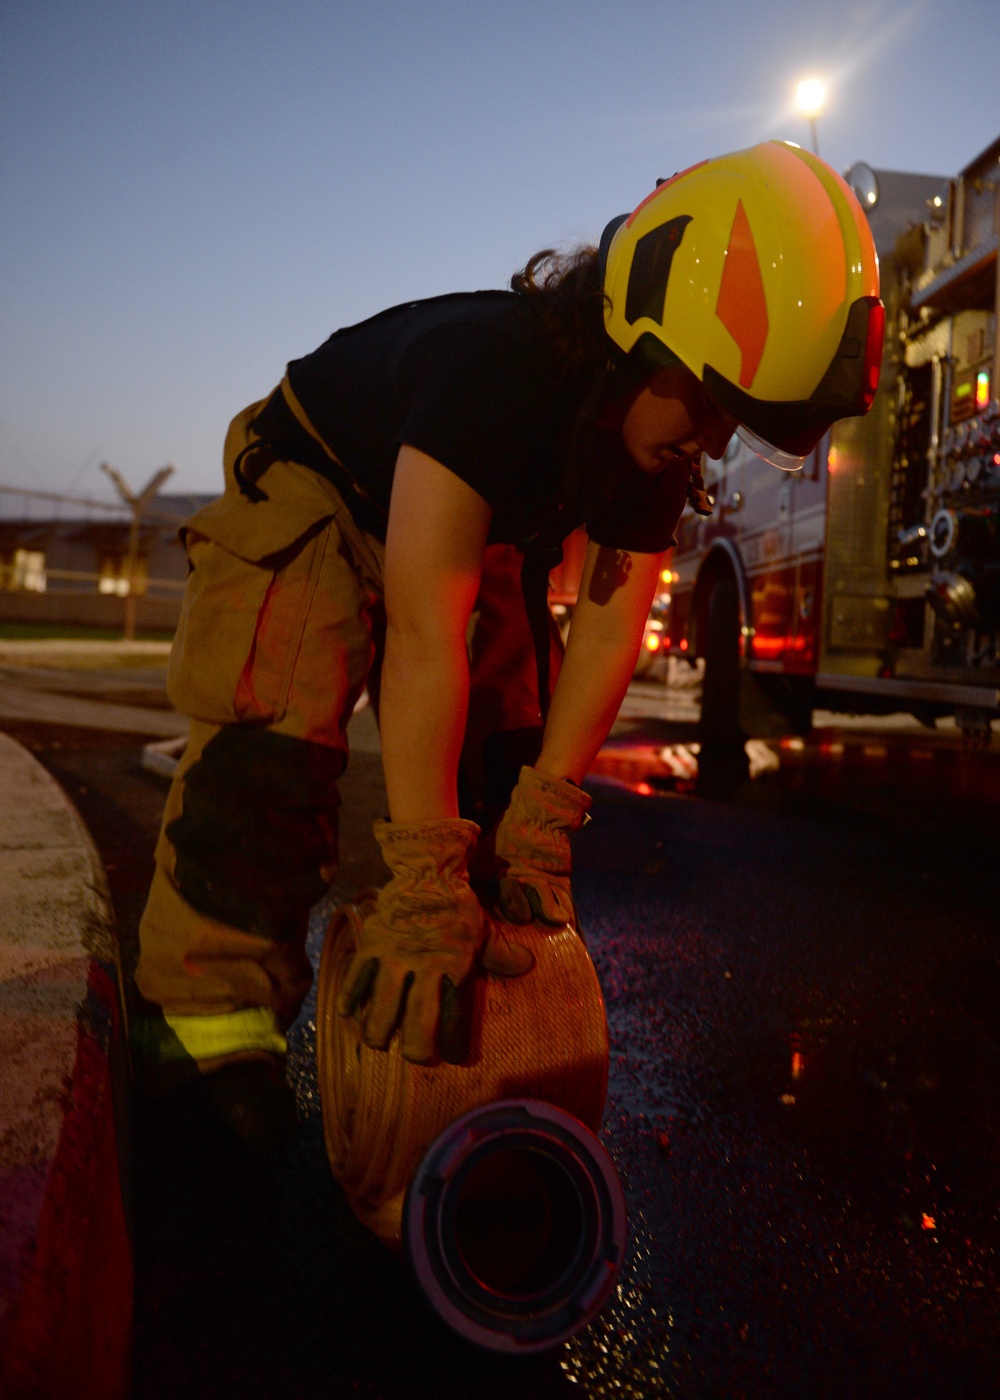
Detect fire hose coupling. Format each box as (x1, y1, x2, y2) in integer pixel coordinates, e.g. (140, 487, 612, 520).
(404, 1099, 627, 1354)
(317, 887, 614, 1349)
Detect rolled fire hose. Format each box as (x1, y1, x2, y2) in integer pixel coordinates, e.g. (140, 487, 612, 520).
(316, 900, 626, 1352)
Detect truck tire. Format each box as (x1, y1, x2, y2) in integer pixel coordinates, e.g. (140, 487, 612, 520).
(740, 671, 814, 739)
(698, 572, 749, 794)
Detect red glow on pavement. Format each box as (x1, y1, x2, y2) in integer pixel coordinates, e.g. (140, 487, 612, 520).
(791, 1051, 805, 1079)
(862, 744, 888, 760)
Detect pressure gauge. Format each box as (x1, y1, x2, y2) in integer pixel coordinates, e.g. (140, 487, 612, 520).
(929, 508, 957, 558)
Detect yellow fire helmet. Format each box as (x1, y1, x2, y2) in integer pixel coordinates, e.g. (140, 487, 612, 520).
(600, 140, 883, 469)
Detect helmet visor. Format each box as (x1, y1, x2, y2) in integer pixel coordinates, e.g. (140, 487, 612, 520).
(703, 295, 885, 468)
(736, 425, 806, 472)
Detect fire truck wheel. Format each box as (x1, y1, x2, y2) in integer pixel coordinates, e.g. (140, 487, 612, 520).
(698, 572, 749, 794)
(740, 672, 814, 739)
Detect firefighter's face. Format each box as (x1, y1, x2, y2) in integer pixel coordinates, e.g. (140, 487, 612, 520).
(620, 363, 736, 474)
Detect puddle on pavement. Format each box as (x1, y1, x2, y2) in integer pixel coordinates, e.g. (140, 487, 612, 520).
(559, 1207, 675, 1397)
(776, 961, 1000, 1199)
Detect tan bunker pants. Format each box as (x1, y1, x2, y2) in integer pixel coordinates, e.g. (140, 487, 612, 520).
(133, 400, 559, 1082)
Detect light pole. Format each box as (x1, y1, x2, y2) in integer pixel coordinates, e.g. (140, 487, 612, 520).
(101, 462, 174, 640)
(795, 77, 827, 156)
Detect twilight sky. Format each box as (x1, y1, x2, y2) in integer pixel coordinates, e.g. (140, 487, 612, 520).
(2, 0, 998, 500)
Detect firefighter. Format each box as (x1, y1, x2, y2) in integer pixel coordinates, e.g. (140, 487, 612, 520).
(132, 141, 881, 1142)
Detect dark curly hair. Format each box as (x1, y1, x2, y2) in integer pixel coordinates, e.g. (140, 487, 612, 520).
(510, 246, 645, 517)
(509, 246, 614, 396)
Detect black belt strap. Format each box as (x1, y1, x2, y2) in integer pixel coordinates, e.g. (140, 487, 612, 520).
(242, 387, 389, 539)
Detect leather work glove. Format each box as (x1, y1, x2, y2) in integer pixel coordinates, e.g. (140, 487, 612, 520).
(337, 817, 493, 1065)
(494, 766, 592, 926)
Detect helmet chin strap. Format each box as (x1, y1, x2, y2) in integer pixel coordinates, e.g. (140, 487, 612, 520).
(686, 458, 715, 517)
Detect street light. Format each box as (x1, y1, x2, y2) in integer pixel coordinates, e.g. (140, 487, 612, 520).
(795, 77, 827, 156)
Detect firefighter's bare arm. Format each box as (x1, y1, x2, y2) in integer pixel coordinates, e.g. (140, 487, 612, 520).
(495, 541, 664, 925)
(379, 443, 492, 819)
(541, 540, 664, 782)
(338, 444, 494, 1062)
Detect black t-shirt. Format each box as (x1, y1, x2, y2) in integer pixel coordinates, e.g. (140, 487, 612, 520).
(256, 290, 685, 553)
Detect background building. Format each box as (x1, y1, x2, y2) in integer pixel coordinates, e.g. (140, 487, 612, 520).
(0, 490, 215, 633)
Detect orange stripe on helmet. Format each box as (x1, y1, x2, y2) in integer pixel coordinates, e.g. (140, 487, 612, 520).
(714, 199, 768, 389)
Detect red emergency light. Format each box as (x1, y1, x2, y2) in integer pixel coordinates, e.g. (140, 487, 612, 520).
(862, 300, 886, 410)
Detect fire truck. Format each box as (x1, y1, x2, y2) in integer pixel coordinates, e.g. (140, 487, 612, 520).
(666, 135, 1000, 758)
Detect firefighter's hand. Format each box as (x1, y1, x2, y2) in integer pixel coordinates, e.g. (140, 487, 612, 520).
(337, 818, 485, 1065)
(494, 766, 592, 926)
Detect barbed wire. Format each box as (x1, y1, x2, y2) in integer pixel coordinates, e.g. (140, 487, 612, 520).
(0, 483, 188, 526)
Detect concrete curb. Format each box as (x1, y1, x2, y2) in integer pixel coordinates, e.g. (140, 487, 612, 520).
(0, 639, 171, 670)
(0, 732, 132, 1400)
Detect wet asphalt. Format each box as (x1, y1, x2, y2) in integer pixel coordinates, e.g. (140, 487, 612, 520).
(4, 701, 999, 1400)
